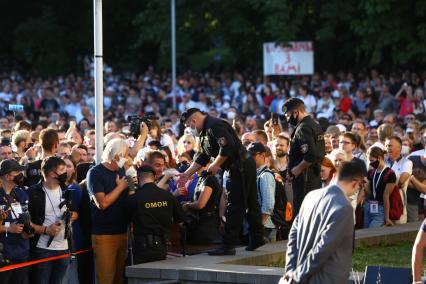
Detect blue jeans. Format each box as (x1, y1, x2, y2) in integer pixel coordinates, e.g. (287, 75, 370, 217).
(32, 248, 70, 284)
(364, 201, 385, 228)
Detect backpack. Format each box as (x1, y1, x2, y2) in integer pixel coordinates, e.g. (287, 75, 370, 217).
(257, 167, 288, 229)
(368, 168, 403, 221)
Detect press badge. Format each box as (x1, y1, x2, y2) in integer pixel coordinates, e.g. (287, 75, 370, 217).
(11, 202, 23, 217)
(370, 201, 379, 214)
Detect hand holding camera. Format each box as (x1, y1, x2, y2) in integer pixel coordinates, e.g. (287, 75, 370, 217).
(8, 223, 24, 234)
(46, 222, 61, 237)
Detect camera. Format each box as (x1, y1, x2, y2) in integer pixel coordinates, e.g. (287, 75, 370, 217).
(17, 212, 35, 235)
(127, 114, 159, 138)
(271, 112, 279, 125)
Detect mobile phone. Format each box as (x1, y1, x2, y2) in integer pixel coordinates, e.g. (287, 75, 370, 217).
(271, 112, 279, 125)
(8, 104, 24, 112)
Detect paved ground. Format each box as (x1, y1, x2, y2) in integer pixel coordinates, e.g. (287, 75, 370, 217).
(126, 221, 421, 284)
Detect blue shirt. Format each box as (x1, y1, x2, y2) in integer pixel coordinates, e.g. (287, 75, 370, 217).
(0, 187, 30, 261)
(87, 164, 129, 235)
(256, 165, 276, 229)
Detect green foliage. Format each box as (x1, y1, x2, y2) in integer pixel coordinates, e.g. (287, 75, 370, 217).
(13, 6, 69, 75)
(2, 0, 426, 74)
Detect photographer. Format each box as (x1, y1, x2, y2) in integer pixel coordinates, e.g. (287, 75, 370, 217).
(0, 159, 31, 284)
(27, 156, 71, 284)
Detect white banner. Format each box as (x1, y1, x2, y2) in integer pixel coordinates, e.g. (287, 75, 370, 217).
(263, 42, 314, 76)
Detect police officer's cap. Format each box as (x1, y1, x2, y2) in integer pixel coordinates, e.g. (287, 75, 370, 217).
(247, 142, 267, 155)
(180, 108, 202, 125)
(0, 159, 27, 176)
(137, 165, 156, 176)
(282, 98, 305, 113)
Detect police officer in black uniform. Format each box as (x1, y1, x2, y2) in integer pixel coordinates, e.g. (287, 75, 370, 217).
(179, 108, 264, 255)
(127, 165, 186, 264)
(283, 98, 325, 218)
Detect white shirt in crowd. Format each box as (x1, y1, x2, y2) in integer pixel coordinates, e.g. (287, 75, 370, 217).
(385, 156, 413, 224)
(37, 186, 68, 250)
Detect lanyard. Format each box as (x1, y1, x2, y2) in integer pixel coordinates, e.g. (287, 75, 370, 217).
(43, 187, 62, 220)
(372, 167, 387, 200)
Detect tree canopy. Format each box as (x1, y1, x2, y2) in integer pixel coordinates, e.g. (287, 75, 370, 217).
(1, 0, 426, 75)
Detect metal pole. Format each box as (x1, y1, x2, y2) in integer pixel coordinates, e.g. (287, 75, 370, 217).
(94, 0, 104, 163)
(171, 0, 177, 110)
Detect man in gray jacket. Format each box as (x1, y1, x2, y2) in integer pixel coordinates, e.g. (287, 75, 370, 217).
(281, 161, 365, 284)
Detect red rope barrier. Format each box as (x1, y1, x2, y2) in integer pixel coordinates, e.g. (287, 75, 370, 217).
(0, 248, 92, 273)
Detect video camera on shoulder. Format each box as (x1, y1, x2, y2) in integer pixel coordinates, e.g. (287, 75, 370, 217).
(127, 114, 159, 138)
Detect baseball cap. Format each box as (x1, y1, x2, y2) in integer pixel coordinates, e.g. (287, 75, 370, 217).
(180, 108, 201, 125)
(247, 142, 267, 155)
(0, 159, 27, 176)
(282, 98, 304, 113)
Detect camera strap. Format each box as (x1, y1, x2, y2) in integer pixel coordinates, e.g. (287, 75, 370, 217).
(2, 188, 22, 220)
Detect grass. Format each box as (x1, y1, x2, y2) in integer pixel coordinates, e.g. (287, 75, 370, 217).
(352, 241, 413, 271)
(271, 241, 417, 272)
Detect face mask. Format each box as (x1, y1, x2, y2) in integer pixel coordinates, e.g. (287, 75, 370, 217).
(126, 166, 137, 178)
(227, 112, 236, 120)
(369, 160, 380, 169)
(401, 145, 410, 156)
(56, 173, 68, 185)
(287, 112, 299, 126)
(116, 156, 127, 168)
(13, 173, 24, 187)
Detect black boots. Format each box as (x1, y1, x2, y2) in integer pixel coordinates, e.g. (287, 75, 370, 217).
(207, 246, 236, 256)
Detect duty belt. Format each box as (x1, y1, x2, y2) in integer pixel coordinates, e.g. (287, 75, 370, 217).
(140, 234, 165, 249)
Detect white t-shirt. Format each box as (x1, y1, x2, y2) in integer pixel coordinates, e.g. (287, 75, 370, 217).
(37, 186, 68, 250)
(386, 157, 413, 224)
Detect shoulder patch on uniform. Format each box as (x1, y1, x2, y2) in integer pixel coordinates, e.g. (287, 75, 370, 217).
(218, 137, 227, 147)
(301, 144, 309, 153)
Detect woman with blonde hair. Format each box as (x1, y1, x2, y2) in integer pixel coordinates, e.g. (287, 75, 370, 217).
(176, 134, 198, 159)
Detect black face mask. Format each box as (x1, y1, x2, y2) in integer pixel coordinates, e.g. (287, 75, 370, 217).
(56, 173, 68, 185)
(287, 112, 299, 126)
(13, 173, 24, 187)
(370, 160, 380, 169)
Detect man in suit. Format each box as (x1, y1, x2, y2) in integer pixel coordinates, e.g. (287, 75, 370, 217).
(281, 161, 365, 284)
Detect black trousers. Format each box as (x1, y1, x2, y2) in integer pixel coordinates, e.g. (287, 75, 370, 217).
(0, 263, 29, 284)
(133, 237, 167, 264)
(224, 157, 263, 246)
(292, 168, 322, 218)
(77, 250, 95, 284)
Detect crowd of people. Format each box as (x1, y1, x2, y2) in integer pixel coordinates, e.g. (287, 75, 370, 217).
(0, 67, 425, 283)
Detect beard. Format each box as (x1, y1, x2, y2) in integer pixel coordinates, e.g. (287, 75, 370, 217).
(276, 150, 287, 157)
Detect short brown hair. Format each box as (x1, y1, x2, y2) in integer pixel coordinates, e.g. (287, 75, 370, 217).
(41, 156, 65, 177)
(341, 132, 356, 144)
(15, 120, 32, 132)
(386, 135, 402, 146)
(40, 129, 59, 152)
(145, 150, 165, 163)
